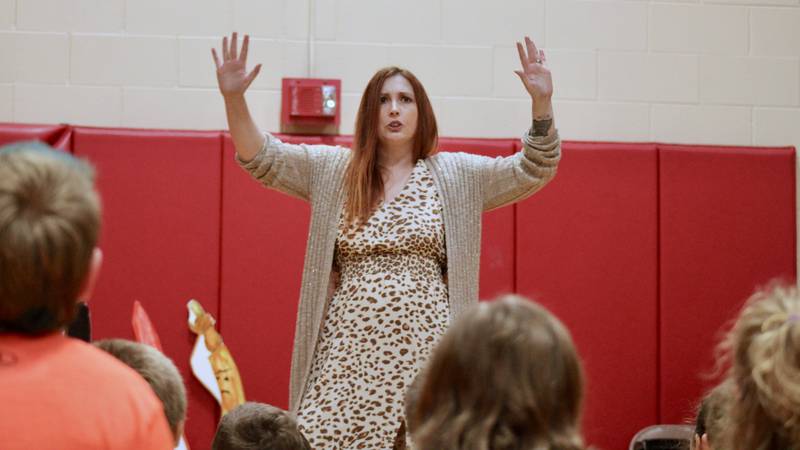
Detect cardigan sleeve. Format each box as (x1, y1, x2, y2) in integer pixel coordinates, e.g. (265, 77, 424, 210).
(235, 133, 342, 202)
(479, 130, 561, 211)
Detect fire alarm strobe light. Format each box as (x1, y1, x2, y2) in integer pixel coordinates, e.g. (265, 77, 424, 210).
(281, 78, 341, 135)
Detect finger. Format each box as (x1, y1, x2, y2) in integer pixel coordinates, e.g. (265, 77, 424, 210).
(525, 36, 539, 63)
(211, 48, 221, 70)
(222, 36, 230, 60)
(516, 42, 529, 72)
(243, 64, 262, 90)
(539, 49, 546, 64)
(231, 32, 238, 60)
(240, 34, 250, 63)
(514, 70, 529, 89)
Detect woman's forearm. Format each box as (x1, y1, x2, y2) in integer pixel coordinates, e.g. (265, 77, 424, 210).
(224, 94, 264, 163)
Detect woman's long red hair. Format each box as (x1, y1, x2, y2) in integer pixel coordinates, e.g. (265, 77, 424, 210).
(344, 67, 438, 224)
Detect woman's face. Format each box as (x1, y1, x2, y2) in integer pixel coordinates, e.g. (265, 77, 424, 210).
(377, 74, 418, 148)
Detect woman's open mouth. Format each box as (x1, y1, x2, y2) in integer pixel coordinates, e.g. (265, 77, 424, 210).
(387, 121, 403, 132)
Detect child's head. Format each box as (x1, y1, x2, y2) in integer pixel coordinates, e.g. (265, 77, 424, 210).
(718, 283, 800, 450)
(94, 339, 187, 444)
(0, 142, 101, 334)
(404, 367, 425, 436)
(411, 294, 585, 450)
(212, 402, 311, 450)
(691, 379, 733, 450)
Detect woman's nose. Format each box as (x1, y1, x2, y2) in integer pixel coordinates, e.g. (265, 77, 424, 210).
(390, 99, 400, 113)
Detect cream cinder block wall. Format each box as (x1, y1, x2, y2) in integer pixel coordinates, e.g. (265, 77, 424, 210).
(0, 0, 797, 144)
(1, 0, 799, 270)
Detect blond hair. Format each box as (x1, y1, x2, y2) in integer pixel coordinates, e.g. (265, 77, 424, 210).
(717, 283, 800, 450)
(411, 295, 586, 450)
(94, 339, 187, 440)
(0, 142, 100, 333)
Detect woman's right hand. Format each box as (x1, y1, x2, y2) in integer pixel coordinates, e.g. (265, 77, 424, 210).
(212, 32, 262, 99)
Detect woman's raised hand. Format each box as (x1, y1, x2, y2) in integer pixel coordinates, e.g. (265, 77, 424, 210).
(212, 32, 262, 99)
(514, 36, 553, 102)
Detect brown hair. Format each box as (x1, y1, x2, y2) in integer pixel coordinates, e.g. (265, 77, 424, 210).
(716, 283, 800, 450)
(344, 66, 438, 223)
(0, 142, 100, 334)
(213, 402, 311, 450)
(94, 339, 187, 441)
(404, 367, 426, 435)
(411, 295, 586, 450)
(691, 379, 733, 450)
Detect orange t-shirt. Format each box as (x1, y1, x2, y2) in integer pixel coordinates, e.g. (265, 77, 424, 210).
(0, 333, 174, 450)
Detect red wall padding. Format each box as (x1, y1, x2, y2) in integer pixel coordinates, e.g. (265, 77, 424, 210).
(516, 142, 660, 450)
(73, 127, 223, 448)
(0, 122, 72, 150)
(3, 122, 797, 449)
(332, 135, 354, 148)
(658, 144, 796, 423)
(219, 134, 311, 410)
(438, 137, 517, 298)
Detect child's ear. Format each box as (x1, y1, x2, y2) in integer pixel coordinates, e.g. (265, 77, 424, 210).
(699, 433, 711, 450)
(78, 248, 103, 302)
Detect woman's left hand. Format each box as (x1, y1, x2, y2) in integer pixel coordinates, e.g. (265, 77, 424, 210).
(514, 36, 553, 102)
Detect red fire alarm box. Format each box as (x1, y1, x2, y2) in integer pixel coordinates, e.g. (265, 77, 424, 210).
(280, 78, 341, 135)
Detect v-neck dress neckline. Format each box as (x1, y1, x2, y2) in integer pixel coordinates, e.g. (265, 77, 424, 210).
(378, 159, 423, 210)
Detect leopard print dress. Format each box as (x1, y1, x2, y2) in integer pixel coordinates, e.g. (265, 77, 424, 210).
(297, 159, 450, 449)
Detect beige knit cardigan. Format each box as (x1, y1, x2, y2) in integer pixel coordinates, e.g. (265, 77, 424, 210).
(237, 130, 561, 412)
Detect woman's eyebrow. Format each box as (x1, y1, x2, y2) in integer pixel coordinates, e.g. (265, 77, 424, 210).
(379, 90, 415, 97)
